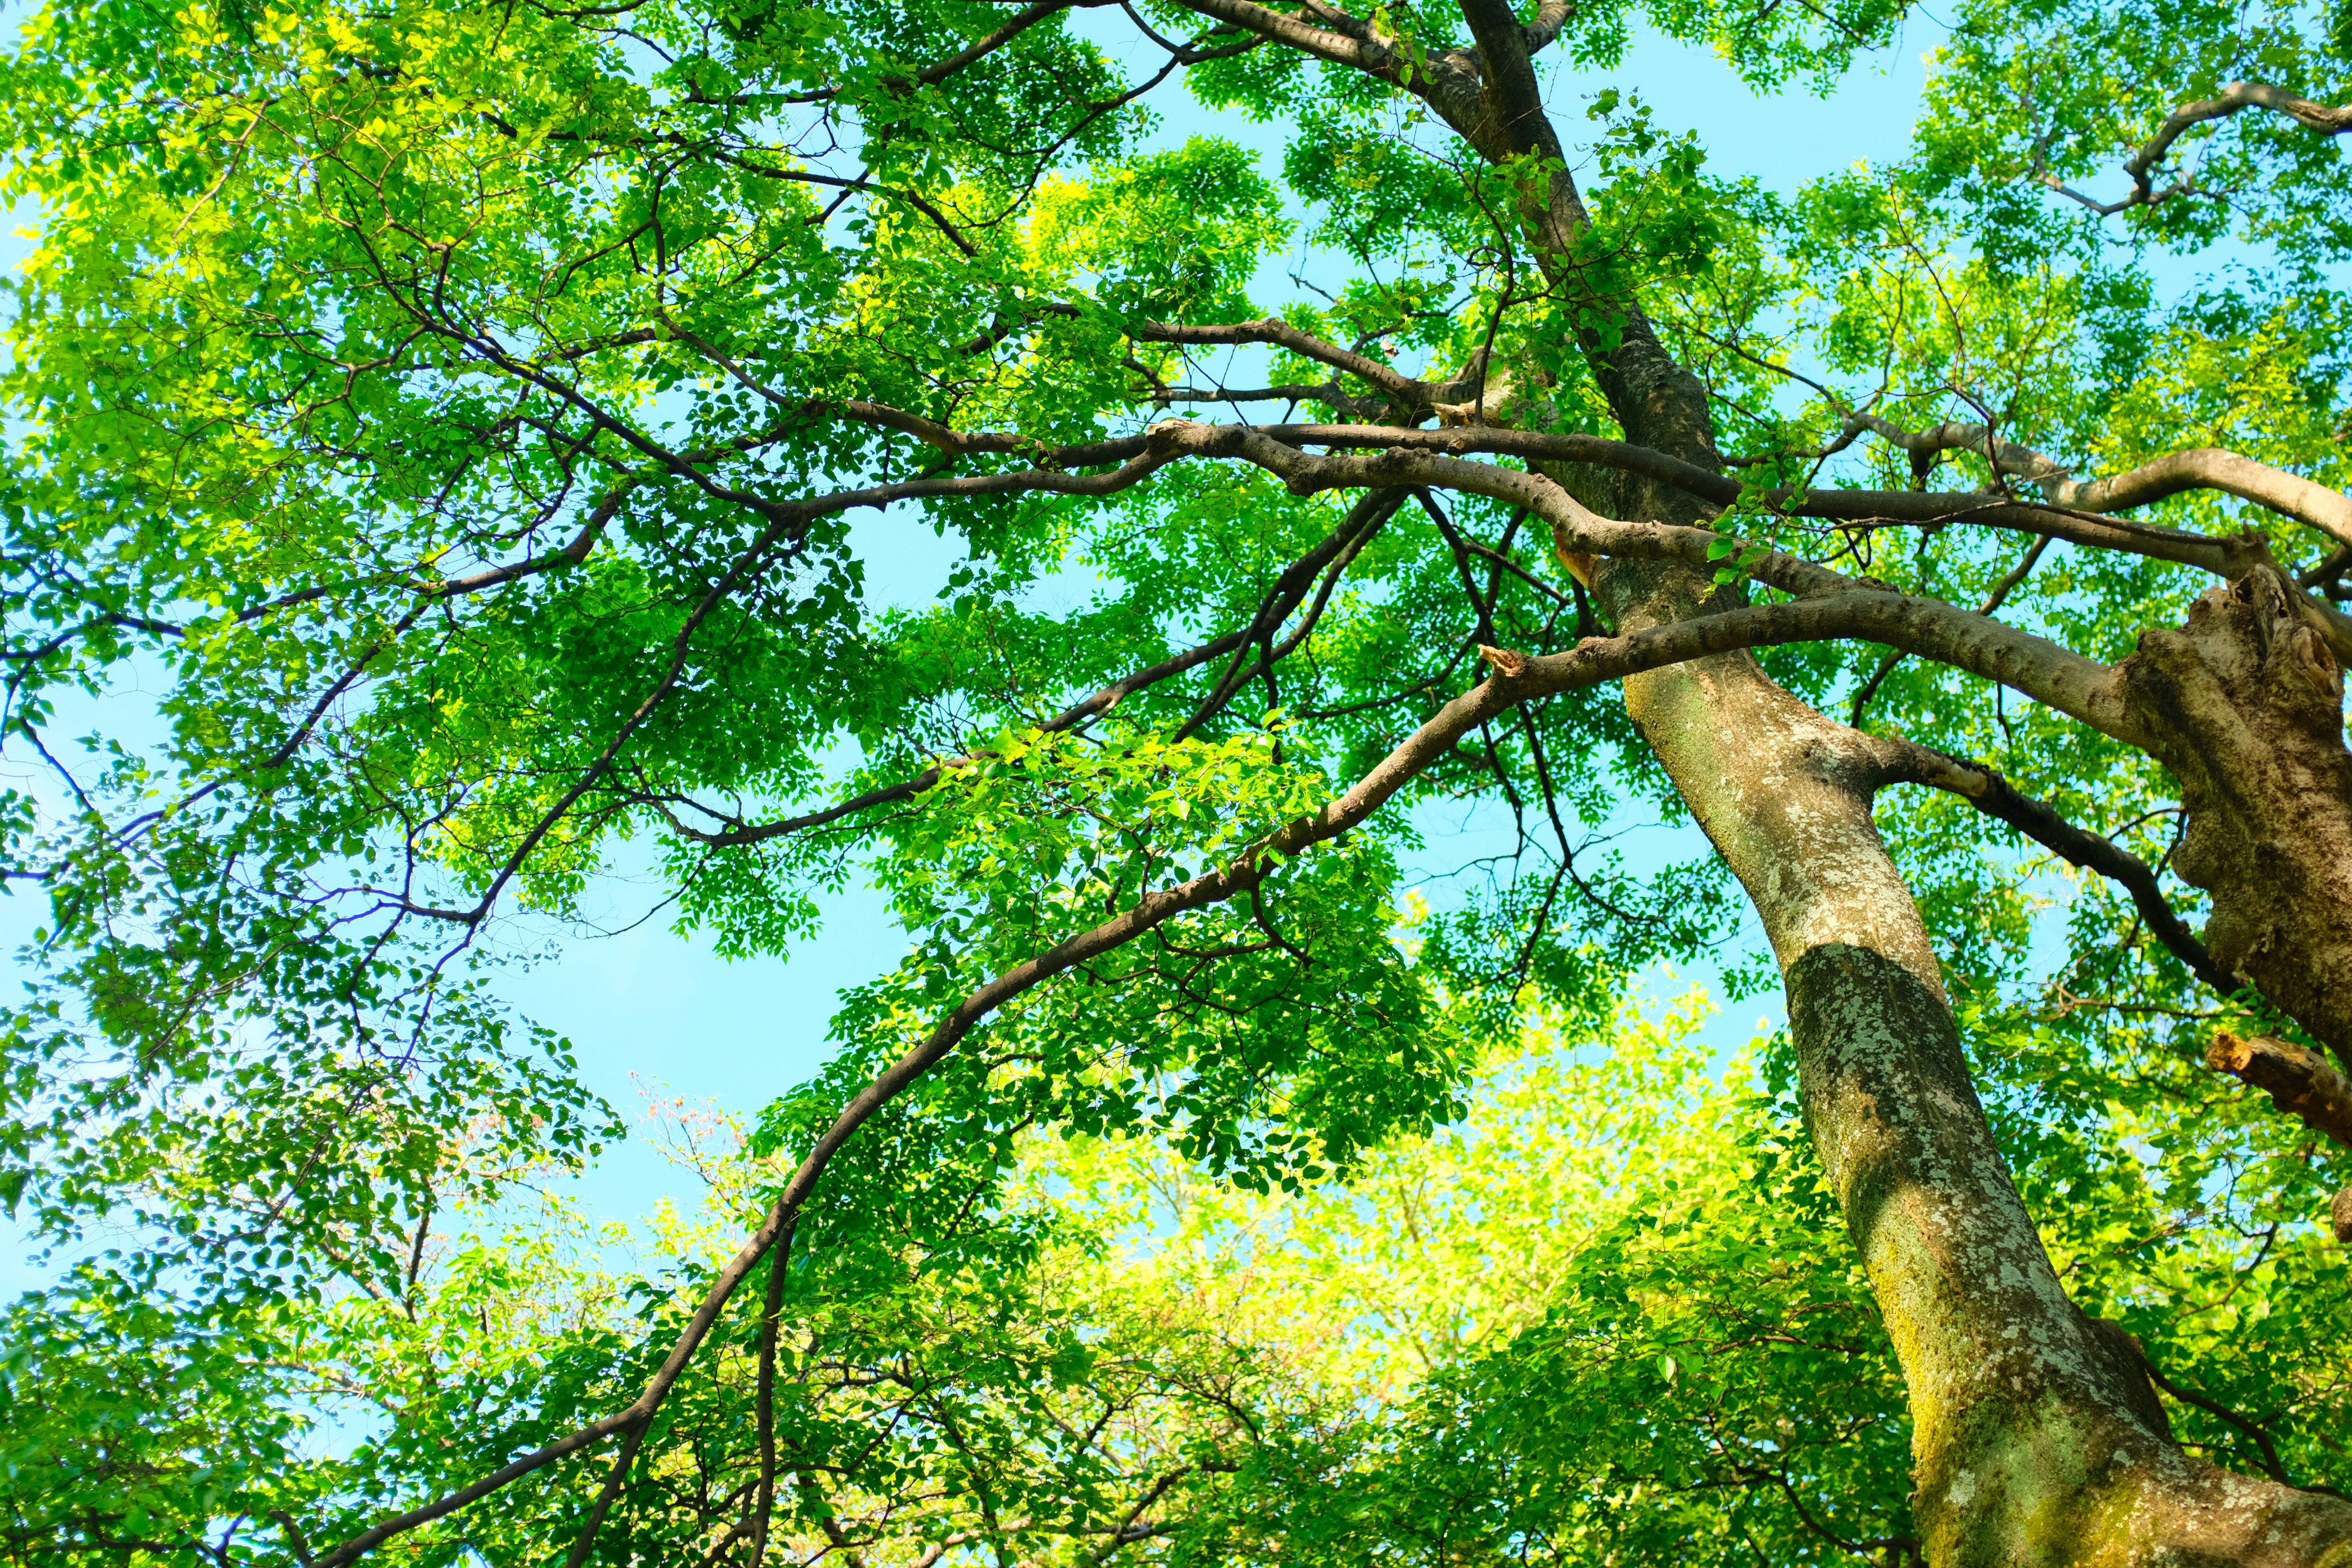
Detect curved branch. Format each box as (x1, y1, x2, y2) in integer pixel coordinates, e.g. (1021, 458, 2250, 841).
(1142, 421, 2137, 737)
(672, 627, 1248, 847)
(2137, 1348, 2305, 1489)
(2206, 1032, 2352, 1149)
(2048, 448, 2352, 550)
(1167, 0, 1399, 75)
(1522, 0, 1578, 55)
(1851, 534, 2050, 725)
(1846, 411, 2071, 484)
(901, 0, 1117, 90)
(812, 398, 2345, 590)
(541, 410, 2322, 749)
(1873, 739, 2235, 994)
(1241, 421, 2269, 576)
(424, 487, 617, 598)
(1, 609, 186, 661)
(758, 412, 2141, 739)
(1130, 318, 1437, 414)
(1322, 416, 2352, 656)
(1174, 488, 1403, 738)
(2135, 80, 2352, 156)
(1843, 414, 2352, 552)
(2047, 80, 2352, 216)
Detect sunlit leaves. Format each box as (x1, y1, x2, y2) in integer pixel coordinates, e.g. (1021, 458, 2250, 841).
(1, 0, 2350, 1558)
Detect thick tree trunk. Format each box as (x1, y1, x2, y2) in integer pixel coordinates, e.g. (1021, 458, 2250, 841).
(1595, 560, 2352, 1566)
(2115, 568, 2352, 1065)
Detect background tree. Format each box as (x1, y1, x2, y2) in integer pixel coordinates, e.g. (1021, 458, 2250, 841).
(1, 0, 2350, 1563)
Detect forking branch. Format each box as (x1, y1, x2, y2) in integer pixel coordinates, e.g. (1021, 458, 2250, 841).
(2038, 80, 2352, 216)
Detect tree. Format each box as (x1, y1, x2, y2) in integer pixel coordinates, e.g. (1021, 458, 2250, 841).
(2, 0, 2350, 1560)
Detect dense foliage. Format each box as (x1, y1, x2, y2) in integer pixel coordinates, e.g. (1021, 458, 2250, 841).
(1, 0, 2349, 1562)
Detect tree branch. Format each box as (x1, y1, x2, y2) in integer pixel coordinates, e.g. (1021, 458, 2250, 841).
(1141, 421, 2141, 739)
(2048, 448, 2352, 550)
(1850, 533, 2049, 725)
(2046, 80, 2352, 216)
(903, 0, 1118, 90)
(1131, 318, 1437, 415)
(2206, 1032, 2352, 1149)
(1168, 0, 1493, 135)
(674, 491, 1401, 847)
(1845, 414, 2352, 552)
(2138, 1344, 2306, 1488)
(1522, 0, 1578, 55)
(1166, 0, 1393, 75)
(1174, 487, 1403, 738)
(1225, 421, 2274, 578)
(1872, 739, 2235, 994)
(772, 401, 2340, 607)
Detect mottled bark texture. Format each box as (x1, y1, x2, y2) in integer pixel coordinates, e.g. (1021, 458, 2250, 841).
(1605, 606, 2352, 1565)
(2117, 570, 2352, 1064)
(1579, 514, 2352, 1563)
(2206, 1033, 2352, 1149)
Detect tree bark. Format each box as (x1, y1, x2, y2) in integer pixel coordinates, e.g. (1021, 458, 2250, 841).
(2206, 1032, 2352, 1243)
(2115, 569, 2352, 1066)
(2206, 1031, 2352, 1148)
(1588, 558, 2352, 1564)
(1414, 11, 2352, 1556)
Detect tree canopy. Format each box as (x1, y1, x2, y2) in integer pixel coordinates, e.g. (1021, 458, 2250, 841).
(3, 0, 2352, 1563)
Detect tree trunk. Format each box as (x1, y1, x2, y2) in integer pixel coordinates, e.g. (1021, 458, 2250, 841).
(1595, 558, 2352, 1566)
(2116, 568, 2352, 1066)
